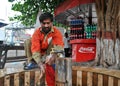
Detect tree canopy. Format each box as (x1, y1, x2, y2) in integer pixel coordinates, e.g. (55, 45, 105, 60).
(10, 0, 64, 26)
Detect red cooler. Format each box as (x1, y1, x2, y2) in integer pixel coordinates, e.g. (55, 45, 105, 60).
(70, 39, 96, 62)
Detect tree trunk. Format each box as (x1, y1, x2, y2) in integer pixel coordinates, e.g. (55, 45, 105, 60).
(92, 0, 120, 69)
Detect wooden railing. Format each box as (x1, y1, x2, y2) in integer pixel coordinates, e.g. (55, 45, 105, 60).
(1, 58, 120, 86)
(72, 66, 120, 86)
(0, 68, 45, 86)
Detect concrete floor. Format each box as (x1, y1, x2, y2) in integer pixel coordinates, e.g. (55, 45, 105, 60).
(0, 61, 25, 77)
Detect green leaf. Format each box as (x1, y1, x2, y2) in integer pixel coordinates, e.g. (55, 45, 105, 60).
(10, 0, 65, 26)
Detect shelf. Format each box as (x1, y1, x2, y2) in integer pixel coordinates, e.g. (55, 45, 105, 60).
(70, 39, 96, 44)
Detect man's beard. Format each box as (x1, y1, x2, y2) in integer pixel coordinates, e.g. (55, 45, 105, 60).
(42, 27, 51, 34)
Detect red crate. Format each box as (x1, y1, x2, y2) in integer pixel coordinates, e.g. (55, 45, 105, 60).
(70, 39, 96, 62)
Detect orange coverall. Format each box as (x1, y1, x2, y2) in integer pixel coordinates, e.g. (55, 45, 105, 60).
(31, 26, 64, 86)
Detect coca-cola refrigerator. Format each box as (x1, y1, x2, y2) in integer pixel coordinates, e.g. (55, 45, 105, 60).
(70, 39, 96, 62)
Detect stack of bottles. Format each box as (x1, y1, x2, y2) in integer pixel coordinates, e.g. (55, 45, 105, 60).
(70, 19, 84, 40)
(84, 24, 97, 39)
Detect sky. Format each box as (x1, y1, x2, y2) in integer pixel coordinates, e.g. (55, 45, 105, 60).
(0, 0, 18, 23)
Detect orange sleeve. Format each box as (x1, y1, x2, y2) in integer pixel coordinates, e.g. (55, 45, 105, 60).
(31, 28, 41, 53)
(52, 28, 64, 47)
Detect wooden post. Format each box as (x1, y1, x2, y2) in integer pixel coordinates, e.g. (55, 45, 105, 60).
(14, 73, 19, 86)
(24, 72, 30, 86)
(108, 76, 114, 86)
(4, 75, 10, 86)
(118, 80, 120, 86)
(77, 71, 82, 86)
(98, 74, 103, 86)
(35, 71, 41, 86)
(87, 72, 93, 86)
(55, 58, 72, 86)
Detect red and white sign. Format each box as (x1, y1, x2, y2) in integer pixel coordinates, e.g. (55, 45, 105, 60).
(78, 47, 95, 53)
(71, 39, 96, 62)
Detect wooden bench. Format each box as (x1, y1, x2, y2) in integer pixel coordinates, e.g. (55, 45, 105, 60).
(0, 44, 25, 69)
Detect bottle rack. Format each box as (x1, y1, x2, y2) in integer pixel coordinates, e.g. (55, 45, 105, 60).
(69, 19, 84, 40)
(84, 24, 97, 39)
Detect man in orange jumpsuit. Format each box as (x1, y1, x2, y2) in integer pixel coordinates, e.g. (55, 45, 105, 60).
(24, 12, 64, 86)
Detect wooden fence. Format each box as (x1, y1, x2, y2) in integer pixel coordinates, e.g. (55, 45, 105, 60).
(72, 66, 120, 86)
(1, 58, 120, 86)
(0, 69, 45, 86)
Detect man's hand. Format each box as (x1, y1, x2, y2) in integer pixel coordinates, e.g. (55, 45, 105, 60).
(38, 62, 45, 74)
(45, 54, 57, 65)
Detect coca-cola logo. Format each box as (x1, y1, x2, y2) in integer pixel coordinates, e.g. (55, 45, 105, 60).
(78, 47, 95, 53)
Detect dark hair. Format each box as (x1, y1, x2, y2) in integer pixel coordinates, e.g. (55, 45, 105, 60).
(65, 32, 68, 37)
(39, 12, 53, 23)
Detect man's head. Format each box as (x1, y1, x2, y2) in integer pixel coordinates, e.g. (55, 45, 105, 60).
(39, 12, 53, 34)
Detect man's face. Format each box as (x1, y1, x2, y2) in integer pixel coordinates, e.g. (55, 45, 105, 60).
(41, 19, 53, 34)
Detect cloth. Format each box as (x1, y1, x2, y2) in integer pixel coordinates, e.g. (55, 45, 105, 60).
(45, 64, 55, 86)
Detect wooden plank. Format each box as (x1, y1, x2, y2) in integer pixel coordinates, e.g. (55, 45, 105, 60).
(87, 72, 93, 86)
(55, 58, 66, 82)
(4, 75, 10, 86)
(0, 77, 4, 86)
(114, 78, 118, 86)
(118, 80, 120, 86)
(93, 73, 98, 86)
(14, 73, 19, 86)
(103, 75, 108, 86)
(65, 58, 72, 86)
(19, 72, 25, 86)
(24, 71, 30, 86)
(55, 58, 72, 86)
(77, 71, 82, 86)
(35, 71, 40, 86)
(30, 71, 35, 86)
(82, 71, 87, 86)
(108, 76, 114, 86)
(72, 66, 120, 79)
(72, 70, 77, 86)
(98, 74, 103, 86)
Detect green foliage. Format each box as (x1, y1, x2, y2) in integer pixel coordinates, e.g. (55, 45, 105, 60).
(11, 0, 65, 26)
